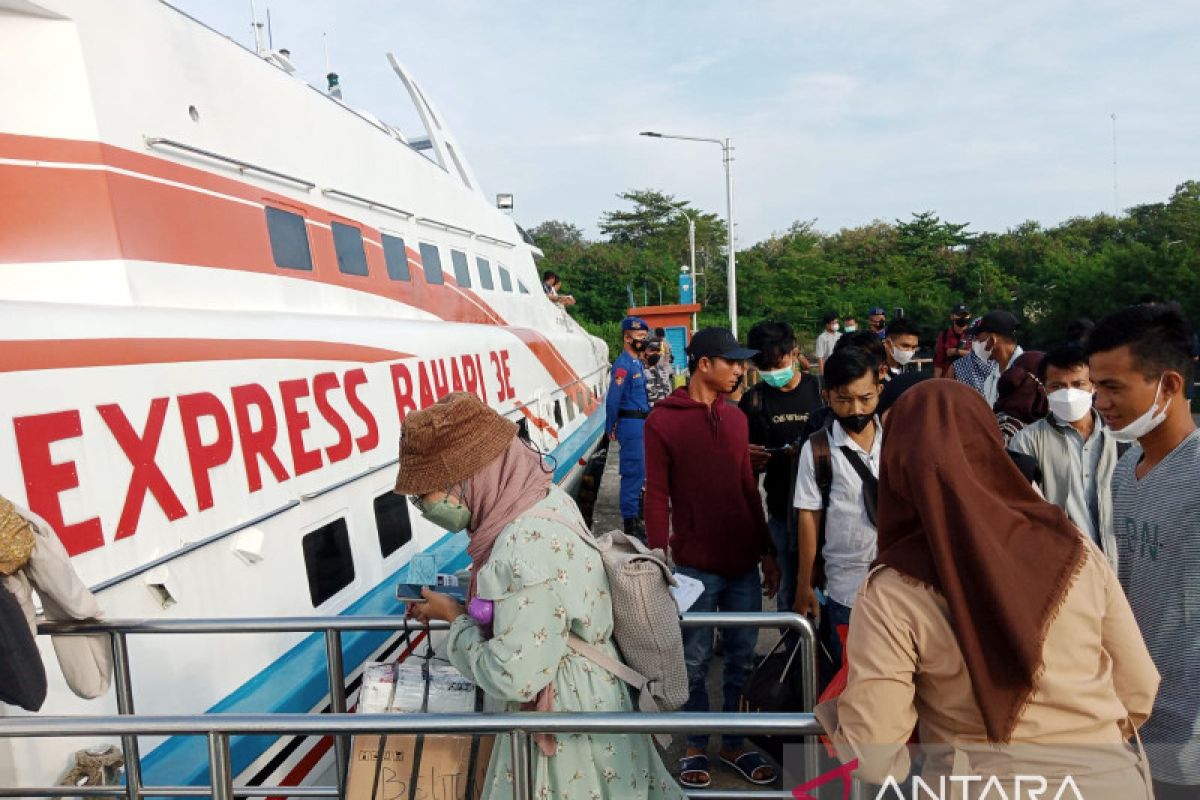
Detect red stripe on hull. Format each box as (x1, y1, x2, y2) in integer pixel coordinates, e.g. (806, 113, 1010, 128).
(0, 338, 413, 373)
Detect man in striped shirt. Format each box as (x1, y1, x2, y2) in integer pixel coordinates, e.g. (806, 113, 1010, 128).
(1088, 303, 1199, 800)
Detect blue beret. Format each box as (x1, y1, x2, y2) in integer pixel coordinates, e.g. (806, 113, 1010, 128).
(620, 316, 649, 332)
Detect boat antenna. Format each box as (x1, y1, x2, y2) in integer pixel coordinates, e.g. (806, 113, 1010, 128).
(267, 6, 274, 51)
(249, 0, 266, 55)
(325, 33, 342, 99)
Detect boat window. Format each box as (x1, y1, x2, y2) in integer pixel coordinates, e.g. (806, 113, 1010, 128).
(450, 249, 472, 287)
(382, 234, 410, 281)
(498, 265, 513, 292)
(518, 280, 531, 295)
(264, 207, 313, 271)
(331, 221, 369, 276)
(302, 518, 355, 606)
(418, 242, 445, 285)
(374, 492, 413, 558)
(476, 257, 494, 290)
(553, 400, 563, 428)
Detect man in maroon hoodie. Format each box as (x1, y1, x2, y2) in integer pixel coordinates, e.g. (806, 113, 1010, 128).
(645, 327, 781, 789)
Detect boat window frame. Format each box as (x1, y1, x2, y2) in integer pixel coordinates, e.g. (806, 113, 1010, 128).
(330, 220, 370, 277)
(475, 256, 495, 290)
(417, 241, 445, 285)
(450, 248, 472, 288)
(301, 517, 356, 607)
(381, 232, 411, 282)
(264, 206, 314, 272)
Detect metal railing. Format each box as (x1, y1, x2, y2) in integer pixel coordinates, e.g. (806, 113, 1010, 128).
(26, 612, 820, 800)
(0, 711, 822, 799)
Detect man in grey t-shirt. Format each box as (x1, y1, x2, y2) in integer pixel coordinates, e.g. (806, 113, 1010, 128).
(1089, 303, 1199, 799)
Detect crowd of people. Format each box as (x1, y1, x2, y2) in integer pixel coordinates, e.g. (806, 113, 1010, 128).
(398, 297, 1197, 798)
(597, 298, 1190, 796)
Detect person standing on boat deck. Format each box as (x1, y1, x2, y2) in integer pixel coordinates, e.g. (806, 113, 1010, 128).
(541, 270, 575, 307)
(815, 380, 1159, 798)
(741, 320, 823, 619)
(792, 347, 882, 671)
(881, 317, 920, 381)
(814, 312, 841, 375)
(1088, 303, 1200, 800)
(643, 327, 780, 790)
(1008, 342, 1121, 567)
(973, 309, 1024, 406)
(605, 316, 652, 541)
(397, 393, 684, 800)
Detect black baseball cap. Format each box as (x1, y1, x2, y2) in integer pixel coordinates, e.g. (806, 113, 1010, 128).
(686, 327, 758, 360)
(952, 303, 970, 315)
(976, 310, 1019, 337)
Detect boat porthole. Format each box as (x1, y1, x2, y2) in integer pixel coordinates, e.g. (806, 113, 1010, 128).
(188, 105, 200, 122)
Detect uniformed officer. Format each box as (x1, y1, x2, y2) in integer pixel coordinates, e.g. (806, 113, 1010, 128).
(605, 316, 652, 540)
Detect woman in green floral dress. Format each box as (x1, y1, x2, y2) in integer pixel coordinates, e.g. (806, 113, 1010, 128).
(397, 393, 683, 800)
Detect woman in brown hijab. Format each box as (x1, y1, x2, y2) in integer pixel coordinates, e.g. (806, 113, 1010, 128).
(815, 380, 1158, 798)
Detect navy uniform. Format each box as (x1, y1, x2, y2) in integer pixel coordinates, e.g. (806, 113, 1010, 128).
(605, 316, 652, 535)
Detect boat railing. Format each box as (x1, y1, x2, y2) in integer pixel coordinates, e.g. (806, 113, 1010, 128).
(22, 612, 823, 800)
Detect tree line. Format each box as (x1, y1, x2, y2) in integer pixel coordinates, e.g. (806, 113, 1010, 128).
(531, 182, 1200, 359)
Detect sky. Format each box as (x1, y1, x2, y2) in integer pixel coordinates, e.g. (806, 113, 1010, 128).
(171, 1, 1200, 246)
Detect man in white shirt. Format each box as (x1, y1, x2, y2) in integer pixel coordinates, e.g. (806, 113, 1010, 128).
(793, 347, 882, 669)
(814, 312, 841, 374)
(974, 310, 1023, 406)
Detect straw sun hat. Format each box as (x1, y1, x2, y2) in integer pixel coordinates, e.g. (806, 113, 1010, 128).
(393, 393, 518, 496)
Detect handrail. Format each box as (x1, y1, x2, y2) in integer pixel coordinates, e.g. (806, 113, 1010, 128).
(320, 187, 414, 220)
(0, 710, 819, 738)
(415, 215, 475, 238)
(32, 612, 819, 799)
(143, 137, 316, 192)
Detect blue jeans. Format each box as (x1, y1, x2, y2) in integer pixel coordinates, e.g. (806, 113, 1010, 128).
(820, 596, 853, 673)
(677, 565, 762, 750)
(768, 515, 797, 615)
(615, 417, 645, 519)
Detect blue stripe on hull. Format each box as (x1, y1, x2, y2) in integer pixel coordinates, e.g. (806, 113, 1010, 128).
(139, 408, 605, 788)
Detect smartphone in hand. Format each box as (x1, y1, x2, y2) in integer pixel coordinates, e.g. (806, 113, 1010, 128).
(396, 583, 466, 603)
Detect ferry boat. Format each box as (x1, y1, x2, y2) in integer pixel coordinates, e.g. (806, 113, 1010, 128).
(0, 0, 609, 789)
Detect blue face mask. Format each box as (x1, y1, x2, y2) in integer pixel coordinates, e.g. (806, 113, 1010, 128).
(760, 365, 795, 388)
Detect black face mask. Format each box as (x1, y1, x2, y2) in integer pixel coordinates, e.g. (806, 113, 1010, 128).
(836, 413, 873, 434)
(953, 316, 970, 326)
(631, 339, 648, 352)
(646, 354, 661, 366)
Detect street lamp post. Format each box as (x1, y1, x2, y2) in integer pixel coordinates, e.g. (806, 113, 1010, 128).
(641, 131, 738, 335)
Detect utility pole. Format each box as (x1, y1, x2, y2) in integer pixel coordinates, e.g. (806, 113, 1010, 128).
(1111, 113, 1119, 216)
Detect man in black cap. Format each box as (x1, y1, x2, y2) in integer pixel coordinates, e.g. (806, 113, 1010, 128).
(644, 327, 780, 788)
(973, 310, 1024, 405)
(934, 303, 972, 378)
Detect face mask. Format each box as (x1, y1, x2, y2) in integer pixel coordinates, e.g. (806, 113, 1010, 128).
(630, 338, 648, 352)
(837, 413, 873, 434)
(760, 365, 794, 388)
(1047, 388, 1094, 423)
(953, 316, 970, 327)
(646, 354, 661, 367)
(417, 496, 472, 532)
(829, 323, 840, 332)
(971, 337, 992, 361)
(843, 325, 857, 333)
(1109, 376, 1171, 443)
(891, 345, 916, 366)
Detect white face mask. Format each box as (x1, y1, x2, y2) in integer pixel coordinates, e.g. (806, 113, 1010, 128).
(843, 326, 857, 333)
(1047, 388, 1093, 423)
(891, 345, 916, 366)
(830, 323, 840, 332)
(971, 337, 992, 361)
(1109, 376, 1171, 443)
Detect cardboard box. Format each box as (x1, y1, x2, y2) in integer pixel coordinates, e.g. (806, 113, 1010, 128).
(345, 732, 494, 800)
